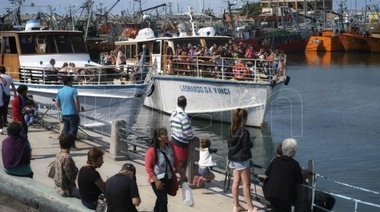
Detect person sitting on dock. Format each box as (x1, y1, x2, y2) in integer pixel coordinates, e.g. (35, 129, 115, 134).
(193, 138, 217, 187)
(1, 122, 33, 179)
(105, 163, 141, 212)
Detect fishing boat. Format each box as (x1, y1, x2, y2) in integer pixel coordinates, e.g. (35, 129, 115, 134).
(305, 30, 344, 52)
(339, 32, 370, 52)
(0, 20, 153, 129)
(367, 32, 380, 53)
(115, 24, 290, 127)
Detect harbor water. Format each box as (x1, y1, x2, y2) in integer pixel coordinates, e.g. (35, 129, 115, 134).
(129, 51, 380, 211)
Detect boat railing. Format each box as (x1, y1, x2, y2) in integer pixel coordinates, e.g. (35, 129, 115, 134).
(160, 54, 287, 83)
(16, 63, 153, 85)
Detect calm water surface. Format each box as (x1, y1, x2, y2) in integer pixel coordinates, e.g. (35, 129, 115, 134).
(131, 52, 380, 211)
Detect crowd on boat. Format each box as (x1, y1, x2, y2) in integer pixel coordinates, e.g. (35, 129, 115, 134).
(99, 40, 287, 82)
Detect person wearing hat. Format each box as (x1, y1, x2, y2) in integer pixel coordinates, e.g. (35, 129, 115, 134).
(104, 163, 141, 212)
(56, 76, 80, 149)
(169, 95, 194, 175)
(11, 85, 29, 138)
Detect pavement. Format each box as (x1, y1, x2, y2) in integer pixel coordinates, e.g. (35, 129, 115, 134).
(0, 115, 267, 212)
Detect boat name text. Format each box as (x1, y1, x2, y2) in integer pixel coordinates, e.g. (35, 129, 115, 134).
(179, 85, 231, 95)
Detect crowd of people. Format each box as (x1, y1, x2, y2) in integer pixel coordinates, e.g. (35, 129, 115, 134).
(0, 65, 307, 212)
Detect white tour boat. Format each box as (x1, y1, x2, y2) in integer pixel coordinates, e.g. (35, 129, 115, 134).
(115, 27, 290, 127)
(0, 20, 153, 129)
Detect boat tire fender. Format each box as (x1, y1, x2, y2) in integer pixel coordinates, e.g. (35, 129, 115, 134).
(233, 63, 248, 80)
(147, 84, 155, 97)
(284, 76, 290, 86)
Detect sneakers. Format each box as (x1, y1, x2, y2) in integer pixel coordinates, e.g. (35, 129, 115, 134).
(0, 128, 3, 135)
(70, 146, 79, 151)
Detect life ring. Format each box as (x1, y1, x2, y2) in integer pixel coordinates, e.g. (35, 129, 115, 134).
(233, 63, 248, 80)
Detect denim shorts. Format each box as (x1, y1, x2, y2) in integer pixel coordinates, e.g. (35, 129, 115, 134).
(198, 167, 212, 177)
(229, 160, 251, 171)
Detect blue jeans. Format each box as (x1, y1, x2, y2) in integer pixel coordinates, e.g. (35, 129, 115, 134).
(151, 177, 170, 212)
(81, 199, 97, 210)
(62, 114, 80, 141)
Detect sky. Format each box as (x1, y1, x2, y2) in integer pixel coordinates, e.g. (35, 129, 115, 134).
(0, 0, 372, 16)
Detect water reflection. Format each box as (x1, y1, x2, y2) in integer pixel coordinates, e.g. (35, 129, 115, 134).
(287, 52, 380, 67)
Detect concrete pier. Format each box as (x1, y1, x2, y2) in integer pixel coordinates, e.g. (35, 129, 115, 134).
(0, 116, 266, 212)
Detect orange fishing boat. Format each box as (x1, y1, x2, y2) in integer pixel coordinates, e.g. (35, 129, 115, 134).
(339, 32, 370, 52)
(305, 30, 344, 52)
(367, 33, 380, 53)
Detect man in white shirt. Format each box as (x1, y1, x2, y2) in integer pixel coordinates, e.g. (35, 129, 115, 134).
(0, 66, 16, 126)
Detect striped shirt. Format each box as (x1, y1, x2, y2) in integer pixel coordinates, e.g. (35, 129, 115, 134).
(170, 107, 194, 144)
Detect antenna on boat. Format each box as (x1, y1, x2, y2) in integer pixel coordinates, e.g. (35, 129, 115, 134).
(187, 5, 196, 36)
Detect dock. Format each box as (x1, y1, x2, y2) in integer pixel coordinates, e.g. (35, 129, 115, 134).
(0, 115, 267, 212)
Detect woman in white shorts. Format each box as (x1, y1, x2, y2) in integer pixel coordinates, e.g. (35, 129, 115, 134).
(227, 108, 257, 212)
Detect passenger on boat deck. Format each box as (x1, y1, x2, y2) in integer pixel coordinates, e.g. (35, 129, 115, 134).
(45, 58, 58, 82)
(245, 44, 254, 59)
(67, 63, 78, 82)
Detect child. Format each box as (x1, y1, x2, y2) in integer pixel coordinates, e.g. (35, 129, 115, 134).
(193, 138, 217, 187)
(22, 99, 37, 126)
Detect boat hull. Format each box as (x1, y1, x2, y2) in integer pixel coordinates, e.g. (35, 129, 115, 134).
(305, 35, 344, 52)
(15, 83, 148, 129)
(339, 33, 370, 52)
(144, 76, 283, 127)
(367, 33, 380, 53)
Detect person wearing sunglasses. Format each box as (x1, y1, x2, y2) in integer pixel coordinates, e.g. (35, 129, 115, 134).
(104, 163, 141, 212)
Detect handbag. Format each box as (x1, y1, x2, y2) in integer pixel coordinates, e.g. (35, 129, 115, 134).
(160, 149, 178, 196)
(46, 160, 56, 179)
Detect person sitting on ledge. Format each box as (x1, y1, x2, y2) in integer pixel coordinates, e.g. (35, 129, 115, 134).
(1, 122, 33, 178)
(54, 133, 80, 198)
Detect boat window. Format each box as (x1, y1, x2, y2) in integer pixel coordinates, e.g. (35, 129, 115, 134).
(131, 45, 136, 59)
(152, 41, 160, 54)
(55, 35, 73, 53)
(204, 38, 231, 48)
(45, 35, 57, 53)
(3, 36, 17, 54)
(19, 35, 37, 54)
(71, 35, 87, 53)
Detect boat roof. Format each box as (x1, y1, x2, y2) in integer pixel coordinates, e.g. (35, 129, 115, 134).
(0, 30, 83, 34)
(115, 35, 231, 45)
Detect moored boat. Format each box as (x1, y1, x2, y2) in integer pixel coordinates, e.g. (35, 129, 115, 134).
(339, 32, 370, 52)
(367, 32, 380, 53)
(115, 27, 290, 127)
(305, 30, 344, 52)
(0, 20, 153, 129)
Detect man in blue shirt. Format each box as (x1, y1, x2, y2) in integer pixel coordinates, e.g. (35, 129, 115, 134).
(56, 76, 80, 149)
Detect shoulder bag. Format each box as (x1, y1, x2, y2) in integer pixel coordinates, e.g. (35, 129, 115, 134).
(46, 160, 56, 179)
(160, 149, 178, 196)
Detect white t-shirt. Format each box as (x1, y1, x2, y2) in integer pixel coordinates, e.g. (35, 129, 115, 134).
(198, 148, 217, 167)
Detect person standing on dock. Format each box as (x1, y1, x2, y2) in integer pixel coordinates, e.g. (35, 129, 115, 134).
(56, 76, 80, 149)
(227, 108, 257, 212)
(12, 85, 29, 138)
(0, 66, 16, 126)
(263, 138, 303, 212)
(169, 96, 195, 175)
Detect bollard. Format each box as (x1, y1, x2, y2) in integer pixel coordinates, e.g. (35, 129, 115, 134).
(186, 137, 204, 187)
(109, 119, 129, 161)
